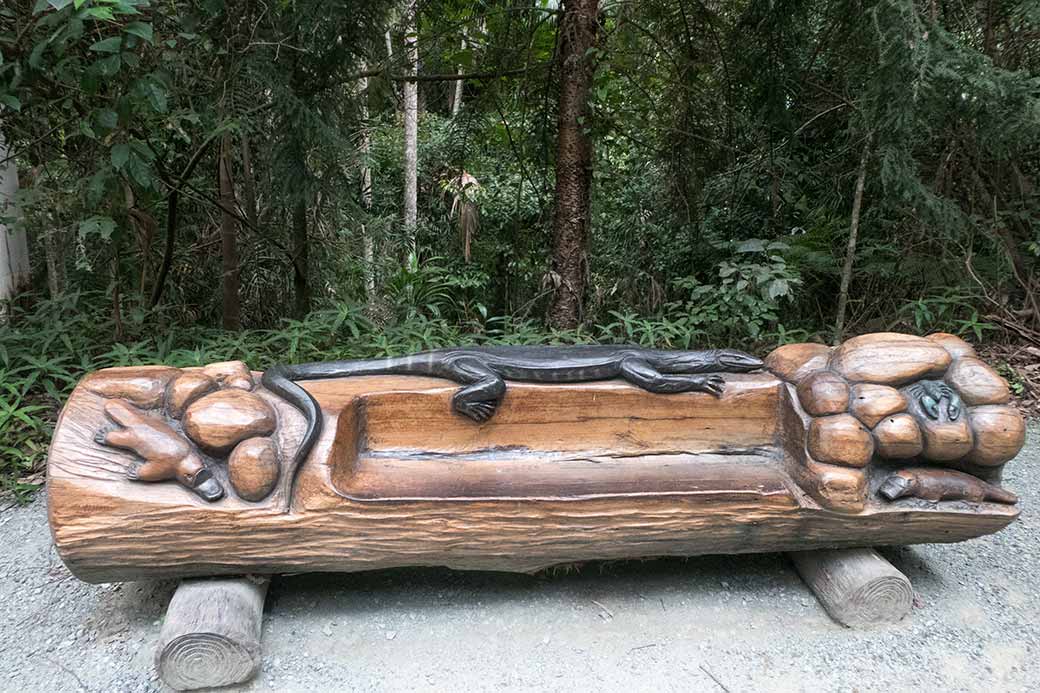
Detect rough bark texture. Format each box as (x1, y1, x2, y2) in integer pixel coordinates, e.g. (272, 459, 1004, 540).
(292, 198, 310, 318)
(0, 126, 30, 308)
(155, 577, 268, 690)
(548, 0, 600, 329)
(402, 1, 419, 247)
(219, 135, 241, 331)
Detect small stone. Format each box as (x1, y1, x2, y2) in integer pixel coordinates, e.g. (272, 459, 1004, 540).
(202, 360, 255, 391)
(965, 405, 1026, 466)
(873, 414, 924, 459)
(83, 366, 180, 408)
(807, 414, 874, 467)
(165, 371, 218, 419)
(830, 333, 951, 385)
(796, 370, 850, 416)
(944, 357, 1010, 406)
(926, 333, 977, 360)
(386, 630, 397, 640)
(849, 384, 907, 428)
(918, 413, 974, 461)
(765, 343, 831, 382)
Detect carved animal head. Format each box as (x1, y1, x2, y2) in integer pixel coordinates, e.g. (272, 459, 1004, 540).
(878, 472, 912, 501)
(674, 349, 763, 373)
(181, 464, 225, 502)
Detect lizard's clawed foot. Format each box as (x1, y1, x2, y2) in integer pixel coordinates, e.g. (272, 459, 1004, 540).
(653, 374, 726, 396)
(455, 398, 499, 423)
(690, 374, 726, 397)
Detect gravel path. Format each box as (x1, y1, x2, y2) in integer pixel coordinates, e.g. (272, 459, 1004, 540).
(2, 426, 1038, 693)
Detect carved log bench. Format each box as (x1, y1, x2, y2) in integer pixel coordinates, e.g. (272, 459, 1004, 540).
(46, 332, 1025, 686)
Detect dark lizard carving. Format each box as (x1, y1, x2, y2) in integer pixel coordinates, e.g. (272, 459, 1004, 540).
(261, 346, 764, 508)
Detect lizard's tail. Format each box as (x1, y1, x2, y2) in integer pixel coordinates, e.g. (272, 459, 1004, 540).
(261, 364, 322, 513)
(260, 357, 425, 511)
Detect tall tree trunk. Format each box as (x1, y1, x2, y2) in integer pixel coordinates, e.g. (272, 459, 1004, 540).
(219, 134, 241, 331)
(547, 0, 599, 330)
(0, 125, 30, 314)
(450, 33, 467, 117)
(402, 0, 419, 251)
(240, 135, 259, 230)
(44, 224, 66, 300)
(292, 197, 310, 319)
(359, 70, 376, 307)
(833, 135, 873, 345)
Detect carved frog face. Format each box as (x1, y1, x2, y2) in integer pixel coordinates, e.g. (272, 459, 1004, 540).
(902, 379, 973, 461)
(905, 380, 962, 422)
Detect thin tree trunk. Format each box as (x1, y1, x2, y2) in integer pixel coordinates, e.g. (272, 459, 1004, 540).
(451, 33, 467, 117)
(219, 134, 241, 331)
(833, 135, 873, 345)
(240, 135, 259, 230)
(548, 0, 599, 330)
(44, 225, 66, 300)
(292, 197, 310, 318)
(111, 245, 123, 341)
(359, 71, 376, 307)
(0, 125, 30, 313)
(402, 0, 419, 251)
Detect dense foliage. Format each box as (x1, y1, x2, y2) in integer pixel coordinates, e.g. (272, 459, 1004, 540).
(0, 0, 1037, 494)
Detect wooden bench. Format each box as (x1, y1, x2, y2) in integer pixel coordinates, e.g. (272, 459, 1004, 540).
(46, 332, 1025, 688)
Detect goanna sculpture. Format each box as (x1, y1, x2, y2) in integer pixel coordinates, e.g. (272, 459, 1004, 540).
(262, 345, 765, 506)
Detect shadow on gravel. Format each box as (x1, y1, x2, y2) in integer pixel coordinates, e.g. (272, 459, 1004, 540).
(266, 552, 805, 616)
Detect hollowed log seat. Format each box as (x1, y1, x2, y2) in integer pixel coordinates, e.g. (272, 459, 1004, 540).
(48, 333, 1024, 583)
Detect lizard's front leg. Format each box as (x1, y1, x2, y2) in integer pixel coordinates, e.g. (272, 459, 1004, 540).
(620, 359, 725, 397)
(448, 357, 507, 422)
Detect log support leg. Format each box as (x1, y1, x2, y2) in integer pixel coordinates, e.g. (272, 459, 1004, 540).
(789, 548, 913, 628)
(155, 576, 269, 691)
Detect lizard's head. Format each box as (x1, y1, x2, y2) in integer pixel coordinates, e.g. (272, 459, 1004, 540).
(712, 349, 764, 373)
(664, 349, 763, 373)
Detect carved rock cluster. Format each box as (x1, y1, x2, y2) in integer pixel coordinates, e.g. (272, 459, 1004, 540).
(86, 361, 281, 502)
(767, 332, 1025, 513)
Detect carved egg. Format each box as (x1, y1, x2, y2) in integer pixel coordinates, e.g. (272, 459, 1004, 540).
(228, 437, 281, 501)
(829, 333, 951, 385)
(201, 360, 254, 391)
(183, 389, 276, 455)
(166, 371, 218, 419)
(872, 414, 924, 459)
(797, 371, 850, 416)
(764, 343, 831, 382)
(965, 405, 1026, 467)
(926, 332, 977, 360)
(83, 366, 180, 408)
(944, 357, 1010, 406)
(807, 414, 875, 468)
(849, 384, 907, 428)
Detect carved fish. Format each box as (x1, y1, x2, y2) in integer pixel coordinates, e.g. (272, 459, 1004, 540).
(878, 467, 1017, 504)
